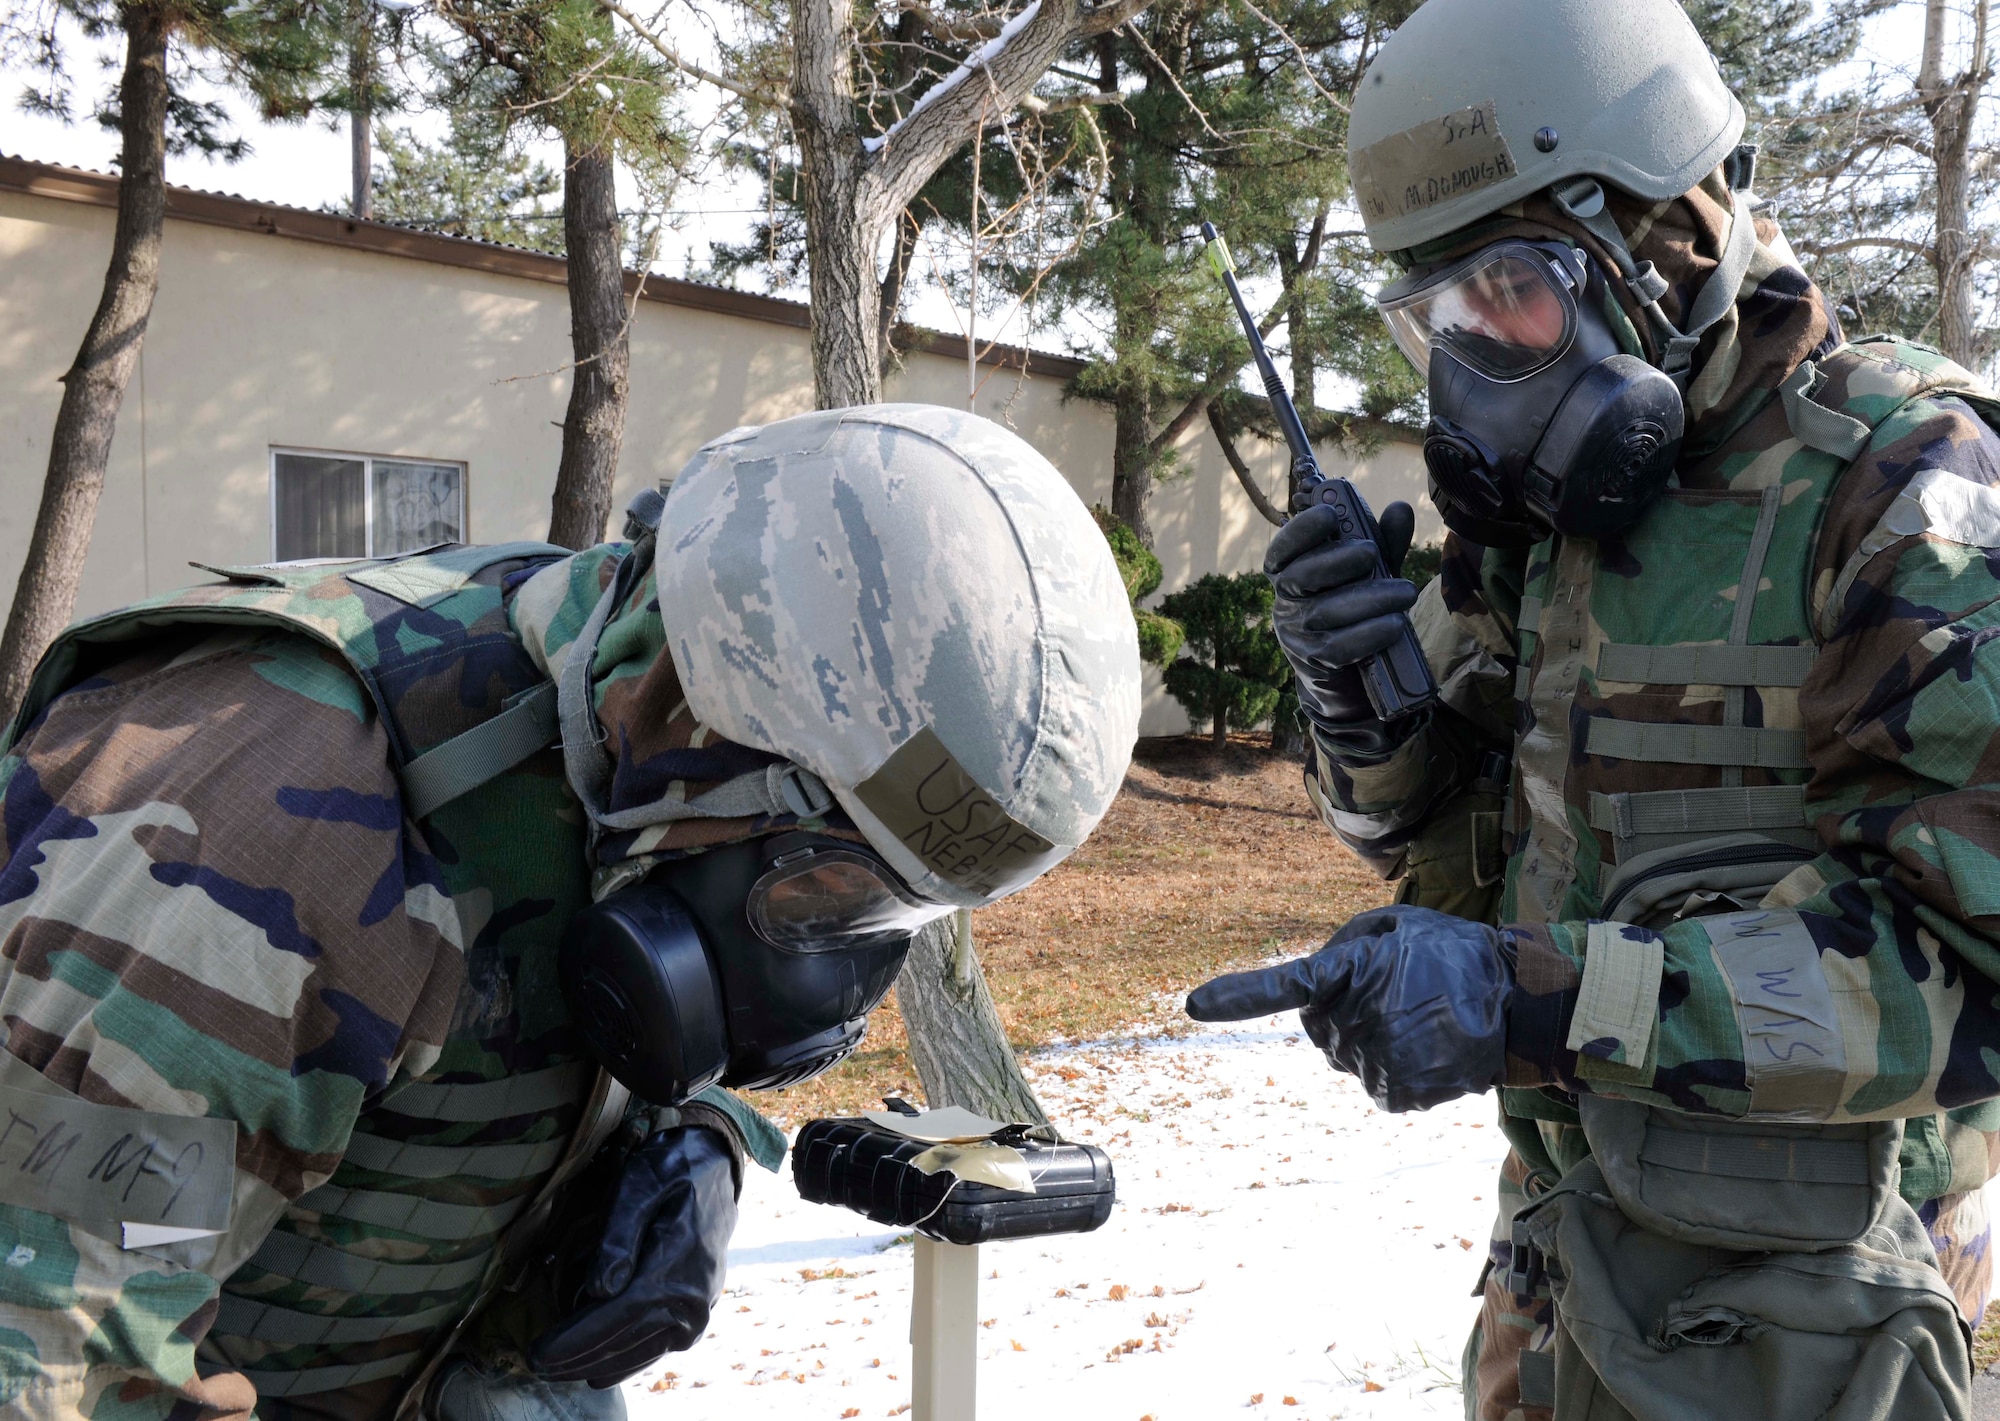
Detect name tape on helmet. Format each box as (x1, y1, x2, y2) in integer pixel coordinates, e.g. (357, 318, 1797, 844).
(1351, 101, 1518, 230)
(854, 727, 1066, 900)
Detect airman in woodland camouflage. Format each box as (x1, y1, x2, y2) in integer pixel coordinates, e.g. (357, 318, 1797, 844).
(1189, 0, 2000, 1416)
(0, 405, 1138, 1418)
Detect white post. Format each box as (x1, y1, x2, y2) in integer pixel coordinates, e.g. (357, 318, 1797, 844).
(910, 1236, 979, 1420)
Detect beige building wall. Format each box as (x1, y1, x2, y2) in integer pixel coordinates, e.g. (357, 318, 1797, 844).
(0, 174, 1429, 735)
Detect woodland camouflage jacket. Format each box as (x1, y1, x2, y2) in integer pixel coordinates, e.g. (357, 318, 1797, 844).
(0, 543, 806, 1419)
(1309, 337, 2000, 1199)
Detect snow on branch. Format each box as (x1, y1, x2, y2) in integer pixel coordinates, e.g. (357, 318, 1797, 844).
(862, 0, 1044, 154)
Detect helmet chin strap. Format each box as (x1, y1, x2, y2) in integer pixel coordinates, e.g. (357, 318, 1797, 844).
(1549, 144, 1760, 390)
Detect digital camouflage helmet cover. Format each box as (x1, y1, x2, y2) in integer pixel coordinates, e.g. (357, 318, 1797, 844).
(657, 404, 1143, 912)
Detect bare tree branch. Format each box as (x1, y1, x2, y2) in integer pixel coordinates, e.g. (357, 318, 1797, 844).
(1119, 18, 1221, 139)
(1795, 234, 1937, 258)
(1207, 403, 1286, 526)
(1077, 0, 1154, 38)
(1019, 88, 1125, 112)
(864, 0, 1146, 221)
(602, 0, 779, 104)
(1233, 0, 1347, 113)
(1146, 247, 1299, 459)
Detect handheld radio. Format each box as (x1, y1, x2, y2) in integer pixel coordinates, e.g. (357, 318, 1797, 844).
(1200, 220, 1437, 722)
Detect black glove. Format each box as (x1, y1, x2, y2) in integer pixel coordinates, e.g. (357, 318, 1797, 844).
(1185, 905, 1512, 1112)
(528, 1126, 740, 1387)
(1267, 499, 1422, 761)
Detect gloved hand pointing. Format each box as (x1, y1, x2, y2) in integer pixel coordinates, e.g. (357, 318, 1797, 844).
(1268, 499, 1424, 761)
(1186, 905, 1512, 1112)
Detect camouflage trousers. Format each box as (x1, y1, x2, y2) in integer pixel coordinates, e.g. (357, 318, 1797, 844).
(1460, 1150, 1993, 1421)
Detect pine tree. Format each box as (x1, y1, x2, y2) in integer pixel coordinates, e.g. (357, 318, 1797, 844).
(1015, 0, 1425, 547)
(1092, 504, 1185, 666)
(0, 0, 331, 718)
(429, 0, 681, 546)
(1159, 571, 1288, 747)
(369, 117, 564, 253)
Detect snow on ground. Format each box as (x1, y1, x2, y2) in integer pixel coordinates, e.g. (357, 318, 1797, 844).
(622, 1011, 1510, 1421)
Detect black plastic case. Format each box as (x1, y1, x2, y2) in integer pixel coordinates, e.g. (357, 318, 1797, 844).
(792, 1117, 1115, 1245)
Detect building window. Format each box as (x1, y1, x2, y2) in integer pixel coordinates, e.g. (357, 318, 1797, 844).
(271, 449, 466, 562)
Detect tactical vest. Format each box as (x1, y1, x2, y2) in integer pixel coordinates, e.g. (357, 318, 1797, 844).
(1500, 335, 2000, 930)
(1489, 339, 2000, 1415)
(6, 542, 617, 1412)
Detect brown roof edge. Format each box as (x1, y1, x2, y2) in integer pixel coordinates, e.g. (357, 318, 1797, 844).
(0, 152, 1088, 380)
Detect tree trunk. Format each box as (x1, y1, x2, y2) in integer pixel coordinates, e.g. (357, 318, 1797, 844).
(0, 6, 170, 722)
(791, 0, 885, 409)
(1920, 0, 1987, 368)
(1279, 251, 1312, 412)
(349, 8, 373, 221)
(1111, 388, 1155, 547)
(897, 911, 1048, 1125)
(547, 133, 629, 550)
(1211, 609, 1227, 747)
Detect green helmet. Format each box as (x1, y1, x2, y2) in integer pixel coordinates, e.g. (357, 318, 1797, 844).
(1347, 0, 1745, 254)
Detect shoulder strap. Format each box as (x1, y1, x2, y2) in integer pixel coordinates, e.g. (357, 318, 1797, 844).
(1782, 336, 2000, 458)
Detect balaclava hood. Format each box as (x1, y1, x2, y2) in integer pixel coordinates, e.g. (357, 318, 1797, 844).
(514, 550, 830, 885)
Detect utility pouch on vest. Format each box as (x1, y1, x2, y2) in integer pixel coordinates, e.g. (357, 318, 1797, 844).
(1595, 833, 1815, 931)
(1577, 1095, 1902, 1252)
(1515, 1156, 1969, 1421)
(1394, 779, 1508, 925)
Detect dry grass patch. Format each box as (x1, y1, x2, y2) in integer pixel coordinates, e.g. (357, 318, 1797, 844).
(767, 734, 1391, 1123)
(1974, 1307, 2000, 1374)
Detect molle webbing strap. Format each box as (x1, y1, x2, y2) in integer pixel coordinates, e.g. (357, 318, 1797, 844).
(386, 1069, 633, 1421)
(1514, 597, 1547, 701)
(1590, 786, 1809, 839)
(246, 1229, 493, 1294)
(1636, 1126, 1869, 1186)
(375, 1061, 594, 1124)
(292, 1183, 531, 1239)
(238, 1351, 425, 1398)
(215, 1294, 464, 1346)
(399, 683, 560, 822)
(1584, 720, 1810, 769)
(338, 1131, 567, 1182)
(1595, 643, 1813, 688)
(1722, 486, 1786, 792)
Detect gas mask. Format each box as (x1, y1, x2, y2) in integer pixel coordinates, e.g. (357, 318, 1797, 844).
(559, 831, 952, 1103)
(1378, 240, 1685, 547)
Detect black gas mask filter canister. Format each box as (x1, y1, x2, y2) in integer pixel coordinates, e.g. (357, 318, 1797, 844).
(1378, 239, 1685, 547)
(559, 831, 947, 1104)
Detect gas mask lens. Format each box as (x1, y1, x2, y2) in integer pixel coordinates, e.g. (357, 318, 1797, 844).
(1378, 244, 1582, 382)
(749, 847, 953, 954)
